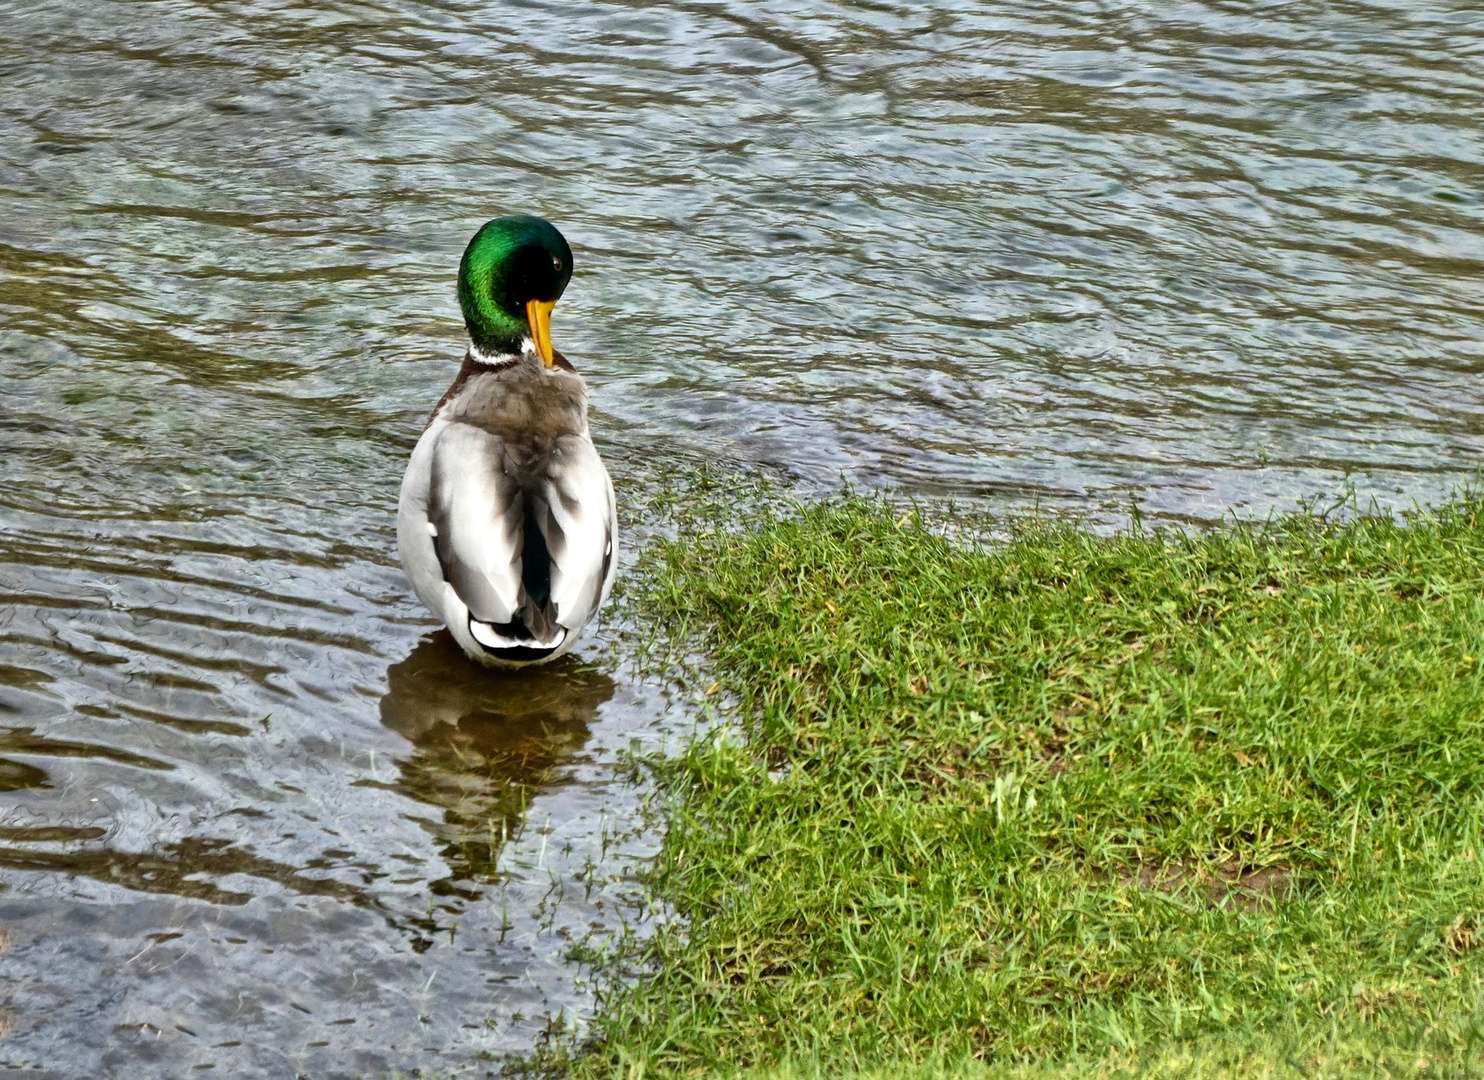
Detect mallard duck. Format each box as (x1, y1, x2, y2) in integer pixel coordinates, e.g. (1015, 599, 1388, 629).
(397, 216, 616, 667)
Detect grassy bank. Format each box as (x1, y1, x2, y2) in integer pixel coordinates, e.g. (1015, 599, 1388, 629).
(571, 493, 1484, 1078)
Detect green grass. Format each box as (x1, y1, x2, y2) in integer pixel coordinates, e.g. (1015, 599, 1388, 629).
(630, 1032, 1479, 1080)
(566, 491, 1484, 1078)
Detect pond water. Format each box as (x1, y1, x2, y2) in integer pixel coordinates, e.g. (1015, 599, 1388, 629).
(2, 0, 1483, 1076)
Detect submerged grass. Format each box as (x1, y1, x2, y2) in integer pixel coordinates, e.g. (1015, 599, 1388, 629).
(569, 491, 1484, 1077)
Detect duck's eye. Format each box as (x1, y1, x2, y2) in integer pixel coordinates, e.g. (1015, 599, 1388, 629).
(552, 256, 563, 273)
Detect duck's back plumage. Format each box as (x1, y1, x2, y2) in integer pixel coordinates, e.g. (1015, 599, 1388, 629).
(398, 352, 616, 667)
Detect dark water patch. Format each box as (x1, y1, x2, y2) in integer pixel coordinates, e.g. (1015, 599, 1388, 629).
(0, 824, 107, 843)
(0, 664, 55, 689)
(0, 837, 368, 907)
(0, 727, 174, 771)
(97, 703, 256, 739)
(0, 758, 51, 792)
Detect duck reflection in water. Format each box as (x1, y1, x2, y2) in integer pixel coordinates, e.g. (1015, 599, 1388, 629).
(379, 631, 615, 893)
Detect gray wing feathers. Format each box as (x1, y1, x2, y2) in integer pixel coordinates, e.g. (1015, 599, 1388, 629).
(428, 424, 522, 624)
(541, 435, 615, 631)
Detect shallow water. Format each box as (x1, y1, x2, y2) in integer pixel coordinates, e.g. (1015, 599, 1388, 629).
(2, 0, 1483, 1075)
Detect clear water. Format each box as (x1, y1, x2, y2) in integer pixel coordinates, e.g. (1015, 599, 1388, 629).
(2, 0, 1483, 1076)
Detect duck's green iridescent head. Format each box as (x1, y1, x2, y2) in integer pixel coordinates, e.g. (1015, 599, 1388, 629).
(457, 216, 574, 366)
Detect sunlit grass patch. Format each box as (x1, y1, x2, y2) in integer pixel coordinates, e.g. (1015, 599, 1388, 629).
(635, 1028, 1472, 1079)
(571, 492, 1484, 1077)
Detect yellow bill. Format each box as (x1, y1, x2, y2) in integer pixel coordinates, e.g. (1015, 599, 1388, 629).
(526, 298, 557, 367)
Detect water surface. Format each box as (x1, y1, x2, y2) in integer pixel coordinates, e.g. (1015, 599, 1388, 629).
(2, 0, 1484, 1076)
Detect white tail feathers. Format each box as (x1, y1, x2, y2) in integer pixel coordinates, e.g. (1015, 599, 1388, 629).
(467, 619, 567, 652)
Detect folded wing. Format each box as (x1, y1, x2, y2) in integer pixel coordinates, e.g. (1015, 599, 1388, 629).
(534, 434, 616, 633)
(427, 423, 523, 626)
(427, 423, 614, 647)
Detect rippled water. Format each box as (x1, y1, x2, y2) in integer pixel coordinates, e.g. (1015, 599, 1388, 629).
(3, 0, 1483, 1075)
